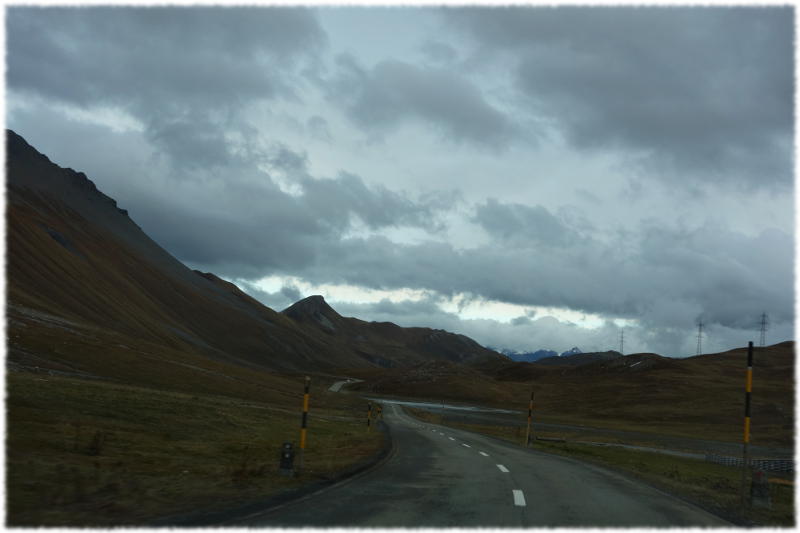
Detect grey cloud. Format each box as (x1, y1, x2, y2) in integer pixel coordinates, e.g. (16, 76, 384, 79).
(306, 116, 332, 143)
(233, 280, 301, 311)
(300, 172, 449, 232)
(280, 284, 303, 303)
(7, 7, 326, 167)
(8, 7, 791, 359)
(473, 199, 585, 247)
(16, 111, 452, 281)
(150, 117, 234, 170)
(297, 215, 792, 341)
(269, 145, 311, 175)
(444, 7, 793, 187)
(127, 171, 451, 278)
(328, 55, 514, 149)
(333, 297, 643, 355)
(366, 297, 445, 318)
(419, 40, 458, 64)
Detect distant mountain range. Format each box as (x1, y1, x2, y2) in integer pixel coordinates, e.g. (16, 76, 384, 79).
(496, 346, 583, 363)
(536, 350, 622, 366)
(6, 129, 503, 380)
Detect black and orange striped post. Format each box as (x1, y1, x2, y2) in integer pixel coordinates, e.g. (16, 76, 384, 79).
(525, 390, 534, 447)
(367, 402, 372, 432)
(740, 342, 754, 505)
(299, 376, 310, 471)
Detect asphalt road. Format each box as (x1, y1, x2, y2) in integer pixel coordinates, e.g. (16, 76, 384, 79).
(431, 407, 793, 459)
(239, 402, 729, 527)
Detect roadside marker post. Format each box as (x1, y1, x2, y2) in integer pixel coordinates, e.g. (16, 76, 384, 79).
(279, 442, 295, 476)
(740, 342, 753, 506)
(367, 402, 372, 432)
(299, 376, 310, 472)
(525, 391, 534, 447)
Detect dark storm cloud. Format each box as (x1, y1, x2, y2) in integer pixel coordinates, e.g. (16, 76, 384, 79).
(328, 54, 514, 149)
(444, 7, 793, 186)
(7, 6, 326, 167)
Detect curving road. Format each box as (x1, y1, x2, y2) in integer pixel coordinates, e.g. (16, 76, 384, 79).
(238, 402, 729, 527)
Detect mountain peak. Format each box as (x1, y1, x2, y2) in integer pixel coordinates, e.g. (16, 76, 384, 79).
(282, 295, 342, 332)
(288, 294, 331, 311)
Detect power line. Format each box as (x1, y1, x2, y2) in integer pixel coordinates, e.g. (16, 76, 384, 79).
(696, 321, 704, 355)
(759, 312, 769, 347)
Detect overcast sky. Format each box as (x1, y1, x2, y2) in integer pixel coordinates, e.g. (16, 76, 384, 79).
(6, 5, 794, 357)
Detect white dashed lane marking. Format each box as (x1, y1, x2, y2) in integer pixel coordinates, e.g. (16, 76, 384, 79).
(462, 443, 471, 448)
(497, 464, 509, 473)
(479, 451, 489, 457)
(449, 437, 455, 441)
(513, 490, 526, 507)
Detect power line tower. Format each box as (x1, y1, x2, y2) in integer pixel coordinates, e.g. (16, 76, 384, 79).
(759, 312, 769, 347)
(619, 329, 624, 355)
(696, 321, 704, 355)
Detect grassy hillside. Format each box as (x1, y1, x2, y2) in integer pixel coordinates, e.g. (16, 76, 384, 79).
(351, 343, 794, 447)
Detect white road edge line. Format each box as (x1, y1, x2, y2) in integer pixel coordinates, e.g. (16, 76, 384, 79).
(513, 489, 526, 507)
(497, 464, 509, 473)
(462, 443, 471, 448)
(479, 451, 489, 457)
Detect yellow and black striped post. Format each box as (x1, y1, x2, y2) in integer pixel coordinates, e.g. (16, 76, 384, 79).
(525, 390, 534, 447)
(740, 342, 754, 505)
(299, 376, 310, 471)
(367, 402, 372, 432)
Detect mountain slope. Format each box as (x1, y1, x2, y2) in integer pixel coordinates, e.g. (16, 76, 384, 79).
(6, 129, 501, 378)
(282, 294, 503, 367)
(7, 130, 360, 372)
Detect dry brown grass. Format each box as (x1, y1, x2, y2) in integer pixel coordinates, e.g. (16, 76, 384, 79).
(7, 371, 383, 526)
(356, 343, 794, 447)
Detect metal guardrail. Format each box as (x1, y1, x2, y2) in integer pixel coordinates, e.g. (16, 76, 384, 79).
(705, 453, 794, 473)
